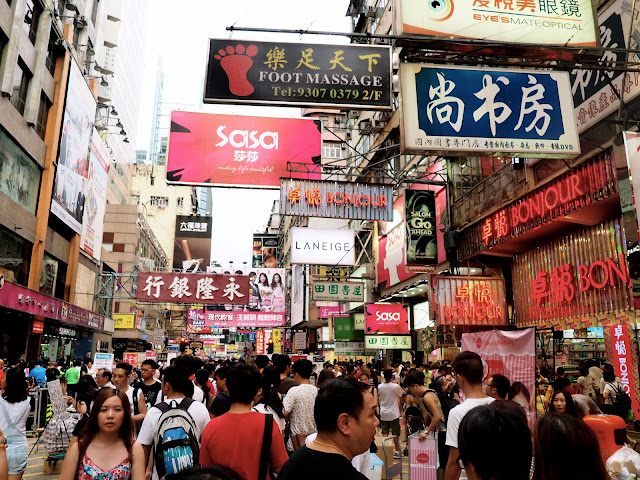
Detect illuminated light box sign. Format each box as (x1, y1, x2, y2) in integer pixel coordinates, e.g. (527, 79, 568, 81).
(400, 63, 580, 157)
(396, 0, 597, 47)
(365, 335, 412, 350)
(166, 111, 321, 188)
(435, 277, 507, 326)
(136, 272, 249, 305)
(290, 228, 356, 266)
(405, 189, 437, 266)
(365, 303, 410, 334)
(457, 149, 617, 260)
(204, 39, 392, 110)
(281, 179, 393, 221)
(512, 219, 634, 326)
(312, 282, 364, 302)
(114, 313, 135, 329)
(606, 324, 640, 418)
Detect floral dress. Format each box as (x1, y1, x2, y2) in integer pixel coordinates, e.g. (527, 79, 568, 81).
(78, 454, 131, 480)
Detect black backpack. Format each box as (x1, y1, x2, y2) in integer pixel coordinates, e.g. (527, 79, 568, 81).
(608, 382, 632, 418)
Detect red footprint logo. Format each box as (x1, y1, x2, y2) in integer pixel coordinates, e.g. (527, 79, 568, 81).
(214, 44, 258, 97)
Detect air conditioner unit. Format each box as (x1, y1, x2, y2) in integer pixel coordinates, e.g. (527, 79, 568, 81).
(380, 111, 392, 121)
(348, 111, 359, 119)
(359, 119, 372, 131)
(366, 5, 376, 17)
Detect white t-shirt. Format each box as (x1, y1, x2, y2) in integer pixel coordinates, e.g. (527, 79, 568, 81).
(283, 384, 318, 435)
(589, 367, 603, 388)
(138, 397, 211, 480)
(603, 381, 623, 405)
(378, 382, 404, 421)
(121, 385, 143, 412)
(446, 396, 495, 480)
(599, 376, 621, 394)
(252, 403, 286, 432)
(0, 398, 30, 435)
(192, 383, 205, 404)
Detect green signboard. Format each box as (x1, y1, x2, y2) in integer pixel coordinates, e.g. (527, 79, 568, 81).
(365, 334, 412, 350)
(334, 316, 364, 341)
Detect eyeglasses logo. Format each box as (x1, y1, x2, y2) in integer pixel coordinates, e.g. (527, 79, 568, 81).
(428, 0, 454, 22)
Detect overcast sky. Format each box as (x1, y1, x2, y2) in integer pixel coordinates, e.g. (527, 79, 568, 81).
(135, 1, 351, 267)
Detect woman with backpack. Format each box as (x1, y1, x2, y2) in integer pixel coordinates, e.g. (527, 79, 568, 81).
(602, 368, 630, 419)
(60, 388, 145, 480)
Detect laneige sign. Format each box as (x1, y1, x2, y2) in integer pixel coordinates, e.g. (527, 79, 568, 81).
(290, 228, 356, 266)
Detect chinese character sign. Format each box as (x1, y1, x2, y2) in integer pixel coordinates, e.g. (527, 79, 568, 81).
(334, 316, 364, 341)
(123, 353, 138, 367)
(166, 111, 322, 188)
(173, 215, 212, 272)
(400, 64, 580, 157)
(365, 304, 410, 334)
(365, 335, 412, 350)
(312, 282, 364, 302)
(607, 324, 640, 419)
(397, 0, 596, 47)
(435, 277, 507, 326)
(136, 272, 249, 305)
(205, 39, 392, 109)
(113, 313, 135, 329)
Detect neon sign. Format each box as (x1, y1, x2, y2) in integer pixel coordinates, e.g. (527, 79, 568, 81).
(435, 277, 507, 326)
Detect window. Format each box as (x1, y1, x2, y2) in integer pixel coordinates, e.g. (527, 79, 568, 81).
(150, 196, 168, 207)
(177, 197, 184, 207)
(323, 145, 343, 159)
(23, 0, 42, 45)
(448, 157, 507, 200)
(90, 0, 99, 26)
(35, 92, 51, 140)
(130, 195, 140, 205)
(45, 31, 57, 76)
(319, 116, 329, 130)
(10, 62, 29, 115)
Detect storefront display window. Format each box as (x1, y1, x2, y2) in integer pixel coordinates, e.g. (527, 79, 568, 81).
(0, 128, 41, 214)
(0, 225, 32, 286)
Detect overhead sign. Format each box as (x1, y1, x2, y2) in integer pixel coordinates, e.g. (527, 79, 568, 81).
(281, 179, 393, 221)
(334, 316, 364, 341)
(456, 149, 617, 260)
(315, 266, 351, 281)
(204, 39, 392, 110)
(365, 303, 410, 334)
(335, 341, 366, 355)
(173, 215, 212, 272)
(32, 321, 44, 334)
(396, 0, 597, 47)
(312, 282, 364, 302)
(137, 272, 249, 304)
(400, 63, 580, 157)
(405, 189, 437, 266)
(435, 276, 507, 326)
(290, 228, 355, 266)
(166, 111, 321, 188)
(365, 334, 412, 350)
(113, 313, 135, 329)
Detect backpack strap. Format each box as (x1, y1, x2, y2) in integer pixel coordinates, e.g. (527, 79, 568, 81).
(258, 414, 273, 480)
(133, 386, 140, 415)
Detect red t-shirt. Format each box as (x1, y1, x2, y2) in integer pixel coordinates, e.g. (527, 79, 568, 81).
(206, 379, 216, 396)
(200, 412, 288, 480)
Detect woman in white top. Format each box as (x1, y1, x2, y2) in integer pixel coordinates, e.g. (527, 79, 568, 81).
(252, 366, 285, 433)
(603, 369, 623, 406)
(0, 368, 32, 480)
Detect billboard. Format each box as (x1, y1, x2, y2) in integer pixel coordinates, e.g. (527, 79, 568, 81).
(136, 272, 249, 304)
(435, 276, 507, 326)
(396, 0, 597, 47)
(204, 267, 286, 328)
(291, 264, 305, 327)
(173, 215, 212, 272)
(0, 128, 40, 214)
(365, 303, 410, 334)
(166, 111, 322, 188)
(290, 228, 355, 266)
(400, 63, 580, 157)
(312, 282, 364, 302)
(252, 234, 278, 268)
(365, 335, 411, 350)
(280, 179, 393, 221)
(405, 189, 437, 266)
(204, 39, 392, 110)
(80, 131, 109, 260)
(51, 59, 96, 233)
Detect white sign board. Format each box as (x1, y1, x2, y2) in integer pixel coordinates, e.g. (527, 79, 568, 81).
(93, 353, 114, 371)
(294, 331, 307, 351)
(290, 228, 355, 266)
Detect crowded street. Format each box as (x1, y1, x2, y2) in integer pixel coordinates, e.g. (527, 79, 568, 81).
(2, 0, 640, 479)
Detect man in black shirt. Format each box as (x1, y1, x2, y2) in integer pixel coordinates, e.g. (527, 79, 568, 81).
(278, 376, 379, 480)
(209, 366, 231, 418)
(134, 359, 162, 408)
(46, 361, 61, 382)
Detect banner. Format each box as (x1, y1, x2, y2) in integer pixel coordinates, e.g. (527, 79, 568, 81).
(461, 328, 536, 426)
(365, 303, 409, 334)
(136, 272, 249, 305)
(204, 39, 392, 109)
(80, 132, 109, 261)
(51, 59, 96, 233)
(606, 324, 640, 419)
(166, 111, 321, 188)
(173, 215, 212, 272)
(405, 189, 437, 266)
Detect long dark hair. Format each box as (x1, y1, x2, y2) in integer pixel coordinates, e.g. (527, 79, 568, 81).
(270, 274, 282, 290)
(534, 413, 609, 480)
(3, 368, 28, 403)
(548, 389, 578, 417)
(78, 388, 134, 462)
(195, 369, 210, 405)
(255, 366, 284, 419)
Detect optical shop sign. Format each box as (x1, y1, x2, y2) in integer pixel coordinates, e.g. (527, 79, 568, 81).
(400, 64, 580, 157)
(607, 324, 640, 419)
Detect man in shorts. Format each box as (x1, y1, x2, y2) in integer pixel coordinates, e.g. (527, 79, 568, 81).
(377, 369, 405, 459)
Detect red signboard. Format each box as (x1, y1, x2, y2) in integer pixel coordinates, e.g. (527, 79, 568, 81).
(457, 149, 617, 260)
(607, 324, 640, 420)
(32, 321, 44, 334)
(435, 276, 507, 326)
(256, 330, 265, 355)
(136, 272, 249, 304)
(123, 353, 138, 367)
(166, 111, 322, 188)
(365, 304, 409, 334)
(204, 311, 284, 328)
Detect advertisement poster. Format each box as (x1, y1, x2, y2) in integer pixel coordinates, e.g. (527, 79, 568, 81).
(51, 59, 96, 233)
(400, 64, 580, 157)
(461, 329, 536, 426)
(93, 353, 114, 371)
(137, 272, 249, 304)
(365, 303, 409, 334)
(80, 131, 109, 260)
(173, 215, 212, 272)
(204, 39, 392, 110)
(166, 111, 322, 188)
(203, 268, 286, 327)
(252, 234, 278, 268)
(0, 129, 40, 214)
(405, 189, 437, 265)
(291, 265, 305, 327)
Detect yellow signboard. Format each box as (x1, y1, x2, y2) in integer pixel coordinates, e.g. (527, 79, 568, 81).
(113, 313, 135, 329)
